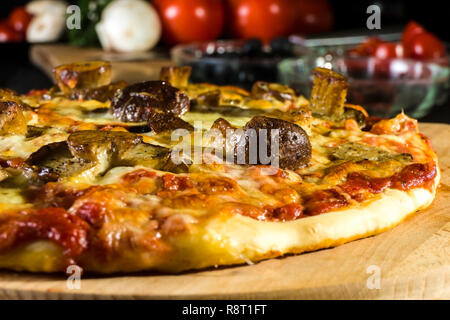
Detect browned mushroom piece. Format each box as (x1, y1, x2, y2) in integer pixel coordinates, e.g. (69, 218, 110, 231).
(66, 81, 127, 102)
(24, 141, 94, 183)
(309, 67, 349, 117)
(147, 111, 194, 134)
(54, 61, 112, 93)
(159, 66, 191, 88)
(67, 130, 143, 162)
(251, 82, 296, 102)
(0, 101, 28, 135)
(210, 117, 236, 136)
(236, 116, 311, 170)
(24, 130, 184, 183)
(110, 81, 190, 122)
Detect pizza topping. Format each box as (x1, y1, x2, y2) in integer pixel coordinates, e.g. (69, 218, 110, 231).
(304, 189, 349, 215)
(329, 142, 412, 163)
(196, 176, 238, 195)
(66, 81, 127, 102)
(159, 66, 191, 88)
(272, 203, 304, 221)
(370, 112, 418, 135)
(237, 116, 311, 170)
(24, 131, 176, 183)
(210, 118, 236, 136)
(0, 207, 89, 261)
(54, 61, 112, 93)
(340, 162, 436, 199)
(67, 130, 142, 162)
(162, 174, 193, 191)
(310, 67, 348, 117)
(147, 111, 194, 134)
(0, 100, 28, 135)
(25, 141, 94, 183)
(110, 81, 190, 122)
(251, 82, 296, 103)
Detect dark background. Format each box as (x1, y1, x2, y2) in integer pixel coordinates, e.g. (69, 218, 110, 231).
(1, 0, 449, 123)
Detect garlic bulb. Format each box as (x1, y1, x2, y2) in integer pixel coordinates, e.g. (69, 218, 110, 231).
(96, 0, 162, 53)
(26, 0, 67, 43)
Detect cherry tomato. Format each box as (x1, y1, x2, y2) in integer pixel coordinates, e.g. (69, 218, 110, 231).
(8, 7, 32, 34)
(404, 32, 446, 60)
(402, 20, 425, 46)
(373, 42, 402, 59)
(153, 0, 225, 45)
(0, 21, 24, 42)
(227, 0, 297, 42)
(348, 37, 383, 56)
(295, 0, 333, 35)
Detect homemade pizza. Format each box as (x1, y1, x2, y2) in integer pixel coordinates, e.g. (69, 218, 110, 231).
(0, 62, 439, 273)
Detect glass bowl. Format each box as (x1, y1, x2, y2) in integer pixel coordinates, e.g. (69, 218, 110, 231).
(278, 44, 449, 118)
(171, 39, 304, 90)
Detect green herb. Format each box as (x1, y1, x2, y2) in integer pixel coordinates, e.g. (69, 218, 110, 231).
(67, 0, 114, 47)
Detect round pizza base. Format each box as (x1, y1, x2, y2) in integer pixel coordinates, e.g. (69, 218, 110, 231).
(0, 123, 449, 299)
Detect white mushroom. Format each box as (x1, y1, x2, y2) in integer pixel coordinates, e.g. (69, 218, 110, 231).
(96, 0, 162, 53)
(26, 0, 67, 16)
(26, 0, 67, 43)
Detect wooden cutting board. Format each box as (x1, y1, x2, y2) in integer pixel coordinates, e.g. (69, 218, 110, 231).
(30, 44, 173, 84)
(0, 124, 449, 300)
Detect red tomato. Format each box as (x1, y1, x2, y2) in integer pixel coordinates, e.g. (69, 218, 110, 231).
(348, 37, 383, 56)
(295, 0, 333, 35)
(153, 0, 225, 45)
(0, 21, 23, 42)
(404, 32, 446, 60)
(374, 42, 402, 59)
(402, 20, 425, 46)
(226, 0, 297, 42)
(8, 7, 32, 33)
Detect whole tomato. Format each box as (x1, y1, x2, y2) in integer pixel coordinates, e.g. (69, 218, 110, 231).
(227, 0, 297, 42)
(348, 37, 383, 56)
(0, 21, 24, 42)
(373, 42, 402, 59)
(295, 0, 333, 35)
(404, 32, 446, 60)
(402, 20, 425, 46)
(8, 7, 33, 34)
(153, 0, 225, 45)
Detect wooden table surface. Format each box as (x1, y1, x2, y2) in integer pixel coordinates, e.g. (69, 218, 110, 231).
(0, 123, 448, 300)
(30, 44, 173, 84)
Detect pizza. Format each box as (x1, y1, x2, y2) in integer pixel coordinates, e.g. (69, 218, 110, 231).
(0, 61, 439, 273)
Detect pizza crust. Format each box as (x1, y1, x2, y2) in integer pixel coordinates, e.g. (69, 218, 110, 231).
(157, 179, 438, 273)
(1, 167, 436, 274)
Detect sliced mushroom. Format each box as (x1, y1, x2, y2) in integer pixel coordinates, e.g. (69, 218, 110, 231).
(159, 66, 191, 88)
(24, 130, 186, 183)
(147, 111, 194, 134)
(110, 81, 190, 122)
(54, 61, 112, 93)
(67, 130, 143, 162)
(329, 142, 412, 163)
(210, 118, 236, 136)
(24, 141, 94, 183)
(236, 116, 311, 170)
(251, 82, 296, 102)
(0, 101, 28, 135)
(343, 104, 368, 129)
(310, 67, 348, 117)
(66, 81, 127, 102)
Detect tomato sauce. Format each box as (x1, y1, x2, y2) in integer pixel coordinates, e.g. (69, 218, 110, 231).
(0, 208, 89, 262)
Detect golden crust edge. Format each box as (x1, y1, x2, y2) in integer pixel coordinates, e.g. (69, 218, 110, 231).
(0, 163, 440, 274)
